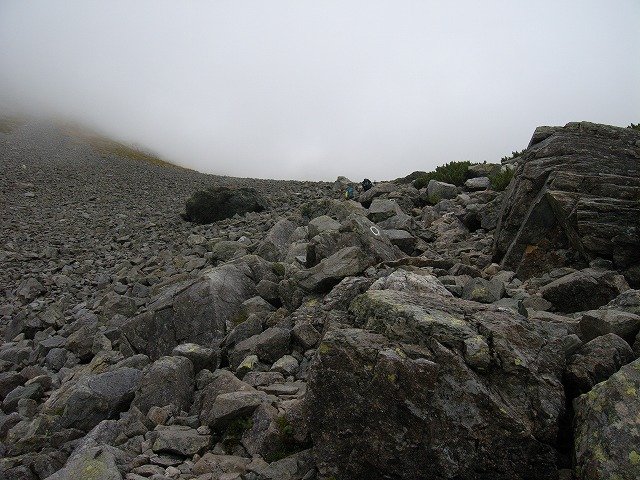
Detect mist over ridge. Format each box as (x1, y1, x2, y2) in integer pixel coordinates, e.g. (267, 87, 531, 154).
(1, 1, 638, 181)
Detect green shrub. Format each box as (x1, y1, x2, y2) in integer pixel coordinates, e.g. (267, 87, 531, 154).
(501, 150, 526, 163)
(265, 416, 300, 463)
(271, 262, 286, 277)
(489, 168, 515, 191)
(413, 161, 474, 189)
(628, 123, 640, 131)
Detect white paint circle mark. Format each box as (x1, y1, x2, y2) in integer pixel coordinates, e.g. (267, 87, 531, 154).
(370, 226, 380, 236)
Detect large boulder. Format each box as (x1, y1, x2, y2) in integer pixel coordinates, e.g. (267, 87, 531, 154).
(122, 262, 257, 358)
(132, 356, 194, 415)
(60, 367, 142, 432)
(183, 185, 268, 224)
(539, 268, 628, 313)
(306, 286, 565, 479)
(564, 333, 634, 397)
(293, 246, 372, 293)
(573, 357, 640, 479)
(494, 122, 640, 284)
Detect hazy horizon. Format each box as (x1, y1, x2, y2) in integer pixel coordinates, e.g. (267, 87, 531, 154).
(1, 1, 638, 181)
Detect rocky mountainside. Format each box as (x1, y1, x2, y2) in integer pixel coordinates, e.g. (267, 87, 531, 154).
(0, 120, 638, 480)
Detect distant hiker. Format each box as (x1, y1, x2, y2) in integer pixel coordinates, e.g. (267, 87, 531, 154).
(362, 178, 373, 192)
(345, 186, 354, 199)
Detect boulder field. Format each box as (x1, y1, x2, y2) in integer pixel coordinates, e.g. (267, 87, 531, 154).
(0, 120, 639, 479)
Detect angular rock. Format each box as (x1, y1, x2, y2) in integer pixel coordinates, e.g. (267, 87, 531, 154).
(254, 219, 298, 262)
(464, 176, 490, 191)
(370, 269, 453, 298)
(171, 343, 219, 373)
(270, 355, 299, 377)
(61, 367, 142, 431)
(307, 215, 341, 239)
(461, 277, 505, 304)
(564, 333, 634, 397)
(44, 446, 123, 480)
(427, 179, 458, 202)
(122, 263, 257, 359)
(192, 453, 251, 476)
(367, 198, 405, 223)
(573, 357, 640, 480)
(291, 322, 321, 350)
(540, 268, 629, 313)
(382, 229, 416, 254)
(183, 185, 267, 224)
(307, 285, 565, 479)
(229, 327, 291, 370)
(149, 425, 211, 456)
(2, 383, 43, 413)
(579, 309, 640, 345)
(494, 122, 640, 284)
(293, 246, 372, 293)
(206, 391, 267, 430)
(132, 356, 194, 415)
(241, 403, 281, 457)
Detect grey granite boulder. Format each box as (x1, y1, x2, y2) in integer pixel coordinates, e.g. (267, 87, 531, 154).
(306, 287, 565, 479)
(149, 424, 211, 456)
(564, 333, 634, 397)
(573, 357, 640, 479)
(132, 356, 194, 415)
(494, 122, 640, 284)
(61, 367, 141, 431)
(540, 268, 629, 313)
(579, 309, 640, 345)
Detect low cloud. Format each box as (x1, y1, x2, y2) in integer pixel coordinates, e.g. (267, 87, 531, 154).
(1, 1, 638, 181)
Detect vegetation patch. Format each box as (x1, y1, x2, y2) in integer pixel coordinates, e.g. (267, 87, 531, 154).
(265, 415, 301, 463)
(413, 161, 474, 189)
(489, 168, 515, 191)
(0, 116, 27, 134)
(63, 124, 192, 170)
(501, 149, 526, 163)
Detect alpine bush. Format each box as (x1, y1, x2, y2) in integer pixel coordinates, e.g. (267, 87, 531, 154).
(501, 150, 526, 163)
(489, 168, 515, 191)
(413, 161, 474, 189)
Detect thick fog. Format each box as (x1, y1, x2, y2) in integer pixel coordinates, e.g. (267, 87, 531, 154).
(1, 1, 638, 181)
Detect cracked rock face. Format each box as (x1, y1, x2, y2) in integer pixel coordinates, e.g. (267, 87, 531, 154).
(494, 121, 640, 286)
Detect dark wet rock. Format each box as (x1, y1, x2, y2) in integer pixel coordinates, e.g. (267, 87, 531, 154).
(2, 383, 43, 413)
(183, 185, 268, 224)
(205, 390, 268, 430)
(45, 446, 123, 480)
(2, 120, 639, 479)
(122, 262, 257, 359)
(293, 246, 372, 293)
(461, 277, 505, 303)
(253, 218, 298, 262)
(540, 268, 629, 313)
(564, 333, 634, 397)
(60, 367, 142, 431)
(579, 309, 640, 345)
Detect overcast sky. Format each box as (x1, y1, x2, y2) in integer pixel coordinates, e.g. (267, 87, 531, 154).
(1, 1, 638, 181)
